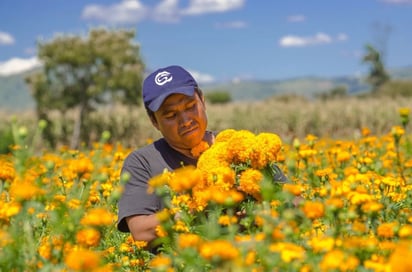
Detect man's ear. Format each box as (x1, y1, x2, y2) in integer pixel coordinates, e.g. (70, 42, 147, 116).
(150, 115, 160, 130)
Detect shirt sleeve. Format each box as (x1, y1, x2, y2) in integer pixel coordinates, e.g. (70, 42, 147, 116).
(117, 151, 163, 232)
(271, 163, 290, 184)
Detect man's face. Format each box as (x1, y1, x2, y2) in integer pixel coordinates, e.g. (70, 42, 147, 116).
(152, 92, 208, 156)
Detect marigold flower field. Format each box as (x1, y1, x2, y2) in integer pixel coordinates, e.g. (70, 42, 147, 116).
(1, 108, 412, 271)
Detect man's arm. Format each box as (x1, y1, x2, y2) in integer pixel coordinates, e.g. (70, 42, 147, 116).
(126, 214, 160, 243)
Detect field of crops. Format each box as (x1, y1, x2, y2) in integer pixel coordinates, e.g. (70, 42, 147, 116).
(0, 107, 411, 271)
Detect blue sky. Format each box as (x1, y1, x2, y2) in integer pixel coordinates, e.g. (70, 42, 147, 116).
(0, 0, 411, 84)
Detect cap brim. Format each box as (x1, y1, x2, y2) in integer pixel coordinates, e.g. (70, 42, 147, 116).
(147, 86, 196, 112)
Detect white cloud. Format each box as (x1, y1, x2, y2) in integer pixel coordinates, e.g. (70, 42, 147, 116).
(0, 57, 42, 76)
(82, 0, 148, 24)
(287, 15, 306, 23)
(0, 31, 15, 45)
(181, 0, 245, 15)
(337, 33, 348, 41)
(215, 20, 247, 29)
(279, 32, 348, 47)
(152, 0, 180, 22)
(82, 0, 245, 24)
(188, 69, 215, 84)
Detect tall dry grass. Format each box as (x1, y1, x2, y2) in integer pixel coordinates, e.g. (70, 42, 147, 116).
(1, 95, 410, 149)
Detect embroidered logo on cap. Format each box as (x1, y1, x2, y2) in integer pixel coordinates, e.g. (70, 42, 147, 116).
(155, 71, 173, 86)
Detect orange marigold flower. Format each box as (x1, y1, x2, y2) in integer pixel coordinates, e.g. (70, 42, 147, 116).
(168, 166, 202, 193)
(0, 159, 15, 181)
(199, 240, 239, 260)
(9, 179, 45, 201)
(155, 225, 168, 238)
(190, 140, 210, 157)
(388, 242, 412, 272)
(398, 225, 412, 238)
(76, 228, 101, 247)
(238, 168, 263, 200)
(80, 207, 115, 226)
(178, 233, 201, 249)
(282, 184, 302, 196)
(218, 215, 238, 226)
(250, 132, 282, 169)
(65, 248, 101, 271)
(320, 249, 359, 271)
(149, 254, 172, 268)
(269, 242, 306, 263)
(302, 201, 325, 220)
(172, 220, 190, 233)
(377, 222, 398, 239)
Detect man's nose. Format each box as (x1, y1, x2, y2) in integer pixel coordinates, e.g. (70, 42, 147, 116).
(179, 113, 192, 126)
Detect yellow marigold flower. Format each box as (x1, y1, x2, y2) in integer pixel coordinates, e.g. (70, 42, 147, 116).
(156, 208, 171, 222)
(76, 228, 101, 247)
(391, 125, 405, 139)
(361, 201, 383, 213)
(177, 233, 201, 249)
(199, 240, 239, 261)
(225, 129, 256, 164)
(172, 220, 190, 233)
(377, 222, 398, 239)
(9, 179, 45, 201)
(244, 250, 256, 266)
(325, 197, 344, 209)
(65, 248, 101, 271)
(398, 225, 412, 238)
(218, 215, 238, 226)
(238, 168, 263, 200)
(149, 254, 172, 268)
(215, 128, 237, 142)
(388, 241, 412, 272)
(301, 201, 325, 220)
(269, 242, 305, 263)
(155, 225, 168, 238)
(399, 107, 410, 118)
(337, 150, 351, 163)
(69, 156, 94, 177)
(197, 142, 231, 177)
(320, 249, 359, 271)
(209, 188, 244, 206)
(68, 198, 81, 209)
(361, 127, 371, 137)
(168, 166, 202, 193)
(148, 170, 172, 193)
(80, 207, 115, 226)
(352, 220, 367, 233)
(133, 240, 148, 250)
(0, 201, 21, 221)
(308, 236, 335, 253)
(250, 132, 282, 169)
(348, 192, 373, 205)
(298, 148, 317, 159)
(190, 140, 210, 157)
(0, 159, 15, 181)
(364, 254, 387, 272)
(282, 184, 302, 196)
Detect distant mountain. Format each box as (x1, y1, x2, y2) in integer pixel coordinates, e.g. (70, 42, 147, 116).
(1, 66, 411, 112)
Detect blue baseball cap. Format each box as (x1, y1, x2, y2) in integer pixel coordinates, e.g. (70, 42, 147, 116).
(143, 65, 198, 112)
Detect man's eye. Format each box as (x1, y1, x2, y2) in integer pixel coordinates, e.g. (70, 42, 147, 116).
(164, 113, 176, 119)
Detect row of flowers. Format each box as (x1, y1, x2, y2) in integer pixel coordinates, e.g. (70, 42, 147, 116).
(0, 108, 411, 271)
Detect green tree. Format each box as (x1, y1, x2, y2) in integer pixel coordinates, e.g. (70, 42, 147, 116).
(26, 28, 144, 148)
(362, 44, 390, 92)
(205, 90, 232, 104)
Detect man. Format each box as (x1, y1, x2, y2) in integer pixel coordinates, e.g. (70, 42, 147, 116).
(117, 65, 288, 249)
(117, 65, 214, 246)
